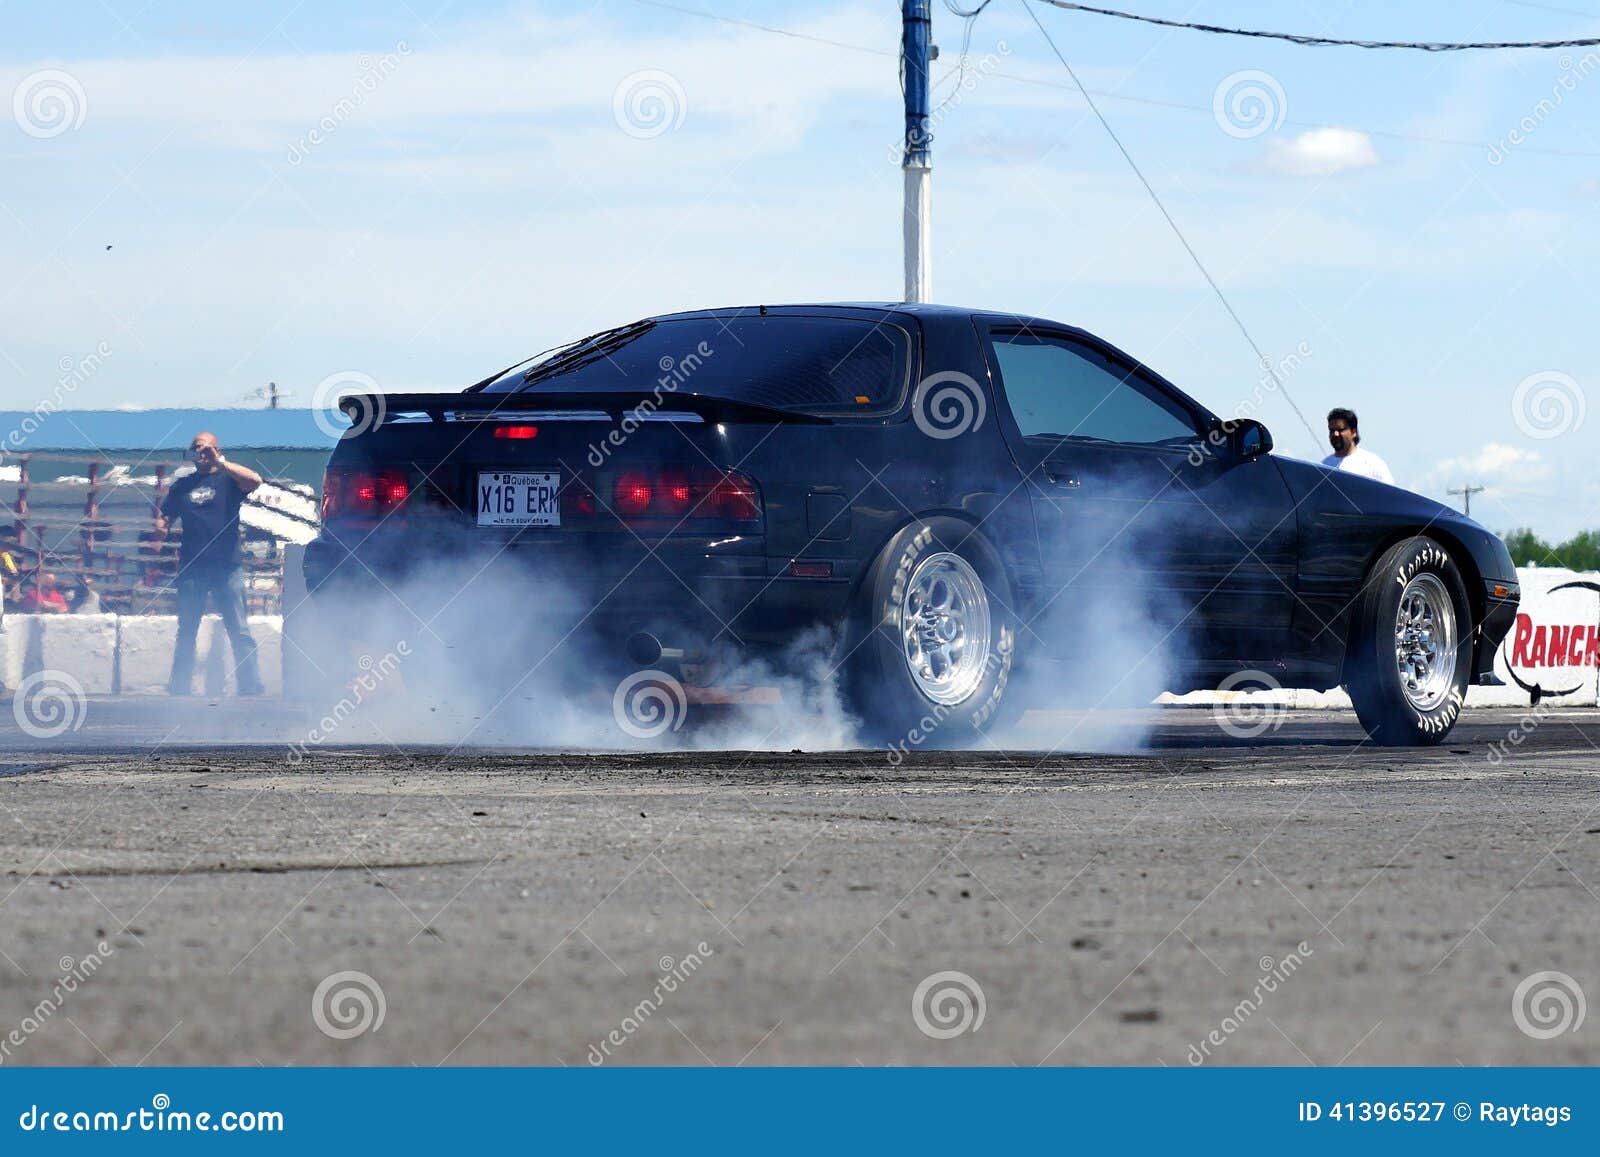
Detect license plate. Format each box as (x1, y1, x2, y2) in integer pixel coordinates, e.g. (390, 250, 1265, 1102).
(476, 471, 560, 527)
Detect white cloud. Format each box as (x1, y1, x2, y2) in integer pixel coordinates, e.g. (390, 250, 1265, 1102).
(1419, 441, 1552, 499)
(1261, 128, 1379, 177)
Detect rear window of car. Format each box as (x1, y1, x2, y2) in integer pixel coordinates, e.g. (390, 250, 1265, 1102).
(477, 315, 912, 414)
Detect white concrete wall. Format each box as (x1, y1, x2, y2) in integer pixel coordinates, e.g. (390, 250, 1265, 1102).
(1, 613, 281, 696)
(0, 613, 118, 695)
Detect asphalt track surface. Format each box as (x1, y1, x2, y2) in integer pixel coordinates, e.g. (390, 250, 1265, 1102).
(1, 701, 1597, 1066)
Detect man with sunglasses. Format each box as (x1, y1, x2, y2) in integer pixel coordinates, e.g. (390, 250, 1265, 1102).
(155, 432, 267, 696)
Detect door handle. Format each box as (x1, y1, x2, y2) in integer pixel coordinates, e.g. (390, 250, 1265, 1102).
(1044, 468, 1080, 489)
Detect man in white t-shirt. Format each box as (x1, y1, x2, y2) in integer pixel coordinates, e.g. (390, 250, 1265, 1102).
(1321, 407, 1394, 484)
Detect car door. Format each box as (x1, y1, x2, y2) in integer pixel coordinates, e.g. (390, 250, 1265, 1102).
(980, 323, 1298, 669)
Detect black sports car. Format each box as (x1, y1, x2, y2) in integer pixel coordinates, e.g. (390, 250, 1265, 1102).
(304, 303, 1519, 746)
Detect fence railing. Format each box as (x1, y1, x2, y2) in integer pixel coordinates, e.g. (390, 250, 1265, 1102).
(2, 455, 291, 615)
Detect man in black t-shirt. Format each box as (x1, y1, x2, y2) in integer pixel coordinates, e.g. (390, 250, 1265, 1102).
(156, 432, 266, 695)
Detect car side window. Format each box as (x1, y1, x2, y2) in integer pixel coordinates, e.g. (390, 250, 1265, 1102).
(988, 331, 1198, 446)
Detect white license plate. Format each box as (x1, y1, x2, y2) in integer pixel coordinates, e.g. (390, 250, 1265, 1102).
(476, 470, 561, 527)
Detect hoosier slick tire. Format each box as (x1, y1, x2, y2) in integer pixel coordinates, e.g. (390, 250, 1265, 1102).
(841, 517, 1019, 750)
(1344, 535, 1474, 746)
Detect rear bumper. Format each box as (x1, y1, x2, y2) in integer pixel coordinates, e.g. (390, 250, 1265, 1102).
(302, 528, 853, 650)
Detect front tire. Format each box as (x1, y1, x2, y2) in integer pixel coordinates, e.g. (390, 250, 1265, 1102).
(840, 517, 1018, 749)
(1344, 536, 1472, 746)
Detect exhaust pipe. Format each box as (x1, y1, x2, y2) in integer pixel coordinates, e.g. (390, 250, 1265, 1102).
(626, 632, 702, 668)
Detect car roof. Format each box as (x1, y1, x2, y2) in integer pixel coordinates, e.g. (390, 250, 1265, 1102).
(642, 301, 1042, 325)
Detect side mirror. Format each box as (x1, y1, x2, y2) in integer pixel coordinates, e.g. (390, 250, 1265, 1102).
(1230, 418, 1272, 459)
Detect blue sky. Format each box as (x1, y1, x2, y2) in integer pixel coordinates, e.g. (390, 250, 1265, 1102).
(2, 0, 1598, 536)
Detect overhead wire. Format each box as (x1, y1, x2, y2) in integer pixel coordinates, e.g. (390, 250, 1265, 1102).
(628, 0, 1600, 160)
(1034, 0, 1600, 50)
(1021, 0, 1324, 452)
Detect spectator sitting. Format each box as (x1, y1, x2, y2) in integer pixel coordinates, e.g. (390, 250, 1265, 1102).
(17, 572, 69, 614)
(70, 574, 102, 614)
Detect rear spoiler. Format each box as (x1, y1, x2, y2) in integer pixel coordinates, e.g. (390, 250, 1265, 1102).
(337, 390, 832, 429)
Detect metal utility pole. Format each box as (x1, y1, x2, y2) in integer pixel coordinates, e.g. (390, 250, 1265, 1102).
(1448, 484, 1484, 517)
(901, 0, 932, 303)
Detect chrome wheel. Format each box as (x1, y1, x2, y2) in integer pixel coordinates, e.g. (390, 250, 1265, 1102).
(900, 552, 992, 706)
(1394, 572, 1457, 711)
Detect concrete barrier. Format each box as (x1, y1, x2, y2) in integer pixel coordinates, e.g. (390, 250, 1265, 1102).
(1, 613, 281, 697)
(117, 615, 283, 696)
(0, 613, 118, 695)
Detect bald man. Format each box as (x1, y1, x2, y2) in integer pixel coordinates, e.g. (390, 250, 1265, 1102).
(156, 433, 266, 695)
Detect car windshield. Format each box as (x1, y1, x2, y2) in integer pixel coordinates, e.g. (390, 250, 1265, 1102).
(476, 315, 912, 414)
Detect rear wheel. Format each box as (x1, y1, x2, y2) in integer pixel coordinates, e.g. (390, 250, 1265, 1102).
(1344, 536, 1472, 746)
(841, 517, 1018, 749)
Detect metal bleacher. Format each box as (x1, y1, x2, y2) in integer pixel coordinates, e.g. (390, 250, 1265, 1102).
(1, 454, 292, 615)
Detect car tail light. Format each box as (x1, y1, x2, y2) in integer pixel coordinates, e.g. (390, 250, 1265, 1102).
(708, 473, 761, 522)
(656, 470, 692, 517)
(320, 467, 410, 521)
(605, 467, 761, 526)
(614, 472, 653, 517)
(493, 425, 538, 439)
